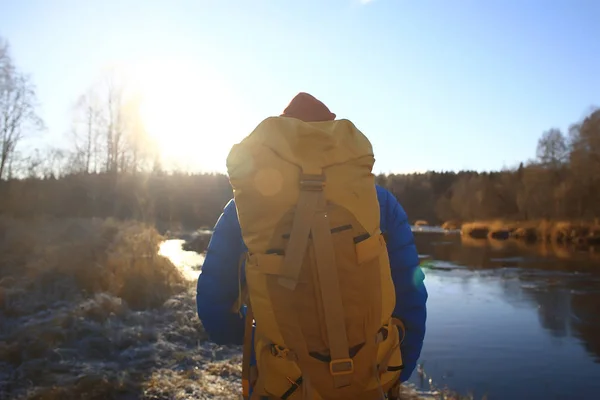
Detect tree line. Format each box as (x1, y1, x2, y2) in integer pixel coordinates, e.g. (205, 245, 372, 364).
(378, 111, 600, 225)
(1, 36, 599, 228)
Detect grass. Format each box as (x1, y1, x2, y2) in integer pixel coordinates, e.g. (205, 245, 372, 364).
(0, 217, 227, 400)
(0, 217, 473, 400)
(460, 219, 600, 247)
(0, 217, 187, 315)
(441, 220, 461, 231)
(397, 385, 479, 400)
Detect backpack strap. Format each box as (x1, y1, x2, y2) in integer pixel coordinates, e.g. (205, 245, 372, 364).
(242, 303, 254, 400)
(278, 173, 325, 290)
(310, 186, 353, 388)
(302, 375, 314, 400)
(239, 252, 256, 400)
(232, 252, 249, 316)
(277, 172, 354, 389)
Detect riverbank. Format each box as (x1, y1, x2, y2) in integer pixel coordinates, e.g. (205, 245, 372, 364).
(459, 219, 600, 247)
(0, 217, 469, 399)
(0, 217, 240, 399)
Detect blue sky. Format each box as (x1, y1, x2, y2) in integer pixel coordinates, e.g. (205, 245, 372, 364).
(1, 0, 599, 174)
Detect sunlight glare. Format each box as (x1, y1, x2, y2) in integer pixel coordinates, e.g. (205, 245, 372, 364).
(125, 60, 249, 172)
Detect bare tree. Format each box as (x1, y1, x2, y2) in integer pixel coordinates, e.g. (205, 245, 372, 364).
(121, 92, 156, 174)
(25, 148, 43, 178)
(70, 89, 102, 174)
(0, 38, 44, 179)
(68, 69, 155, 175)
(98, 72, 123, 173)
(536, 128, 568, 168)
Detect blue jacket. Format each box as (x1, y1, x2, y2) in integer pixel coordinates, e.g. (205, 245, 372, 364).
(196, 185, 427, 382)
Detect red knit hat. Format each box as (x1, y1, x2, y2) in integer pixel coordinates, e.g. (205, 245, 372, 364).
(280, 92, 336, 122)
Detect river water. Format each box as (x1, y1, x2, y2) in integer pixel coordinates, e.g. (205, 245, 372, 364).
(158, 239, 205, 281)
(163, 231, 600, 399)
(410, 230, 600, 399)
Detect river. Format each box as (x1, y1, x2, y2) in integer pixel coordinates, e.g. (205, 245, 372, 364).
(410, 230, 600, 399)
(158, 239, 205, 281)
(164, 230, 600, 399)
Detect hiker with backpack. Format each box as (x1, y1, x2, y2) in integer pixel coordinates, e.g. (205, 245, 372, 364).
(196, 93, 428, 399)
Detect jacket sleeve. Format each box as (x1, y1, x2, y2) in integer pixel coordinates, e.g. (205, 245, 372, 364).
(377, 185, 428, 382)
(196, 199, 246, 345)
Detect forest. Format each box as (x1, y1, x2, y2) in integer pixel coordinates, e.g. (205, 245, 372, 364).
(2, 36, 600, 230)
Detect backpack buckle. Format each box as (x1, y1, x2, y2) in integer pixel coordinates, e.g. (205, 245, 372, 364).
(270, 344, 297, 361)
(270, 344, 286, 357)
(300, 174, 325, 191)
(329, 358, 354, 376)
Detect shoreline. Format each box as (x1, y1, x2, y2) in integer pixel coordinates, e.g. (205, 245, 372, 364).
(453, 220, 600, 247)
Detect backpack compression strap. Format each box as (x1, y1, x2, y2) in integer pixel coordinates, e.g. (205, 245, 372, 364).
(277, 173, 354, 389)
(310, 185, 354, 388)
(242, 303, 254, 400)
(277, 174, 324, 291)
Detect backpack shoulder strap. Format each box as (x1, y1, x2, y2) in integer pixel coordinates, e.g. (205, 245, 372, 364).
(276, 171, 353, 388)
(242, 302, 256, 400)
(278, 173, 325, 290)
(310, 181, 353, 388)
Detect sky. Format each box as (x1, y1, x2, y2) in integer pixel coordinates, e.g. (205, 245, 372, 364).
(1, 0, 599, 174)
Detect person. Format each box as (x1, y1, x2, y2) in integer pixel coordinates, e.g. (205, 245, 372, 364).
(196, 93, 428, 397)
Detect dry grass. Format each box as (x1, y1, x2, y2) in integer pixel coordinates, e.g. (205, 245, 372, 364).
(460, 221, 493, 239)
(0, 217, 469, 400)
(396, 385, 477, 400)
(0, 283, 244, 400)
(0, 217, 187, 315)
(0, 217, 217, 400)
(460, 219, 600, 247)
(441, 220, 461, 231)
(461, 234, 508, 251)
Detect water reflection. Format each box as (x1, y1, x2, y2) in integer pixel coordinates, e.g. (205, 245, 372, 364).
(158, 239, 204, 281)
(413, 232, 600, 399)
(416, 232, 600, 271)
(572, 292, 600, 363)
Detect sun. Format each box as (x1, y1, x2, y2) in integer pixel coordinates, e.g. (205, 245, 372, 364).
(124, 59, 250, 172)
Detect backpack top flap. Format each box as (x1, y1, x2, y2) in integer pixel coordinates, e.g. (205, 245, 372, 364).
(226, 116, 380, 253)
(227, 116, 374, 176)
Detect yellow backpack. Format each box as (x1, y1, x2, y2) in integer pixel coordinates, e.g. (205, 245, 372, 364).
(226, 116, 404, 400)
